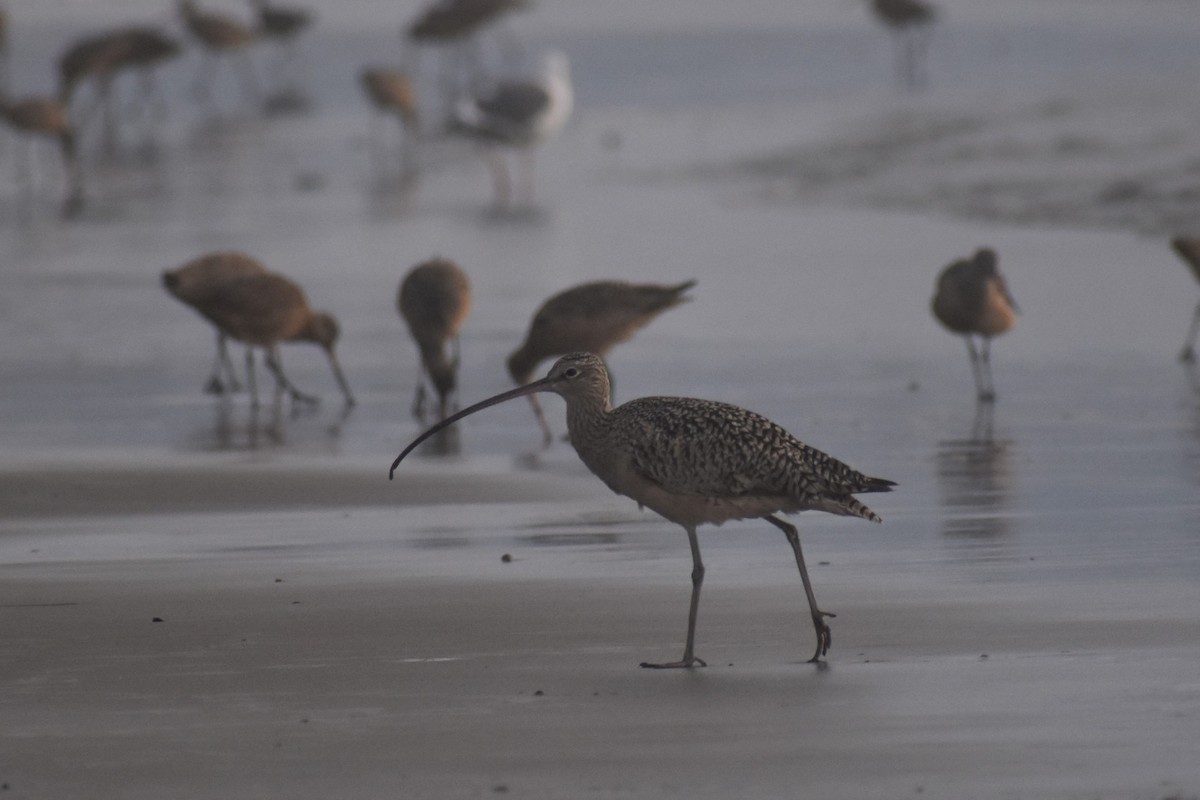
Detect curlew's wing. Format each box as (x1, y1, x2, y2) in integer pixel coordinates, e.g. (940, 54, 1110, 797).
(619, 396, 892, 507)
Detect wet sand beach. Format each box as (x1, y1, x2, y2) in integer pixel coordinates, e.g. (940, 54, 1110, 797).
(3, 1, 1200, 798)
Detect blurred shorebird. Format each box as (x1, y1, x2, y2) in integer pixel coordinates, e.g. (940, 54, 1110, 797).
(397, 257, 472, 420)
(179, 0, 259, 103)
(1169, 238, 1200, 363)
(450, 49, 572, 208)
(507, 279, 696, 443)
(247, 0, 313, 92)
(391, 352, 895, 667)
(931, 247, 1017, 403)
(58, 27, 181, 145)
(163, 252, 355, 407)
(868, 0, 937, 89)
(360, 67, 420, 171)
(0, 91, 83, 216)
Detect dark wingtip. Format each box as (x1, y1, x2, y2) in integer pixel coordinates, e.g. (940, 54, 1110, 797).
(864, 477, 897, 493)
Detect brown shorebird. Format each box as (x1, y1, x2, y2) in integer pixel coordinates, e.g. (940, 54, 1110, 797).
(404, 0, 531, 103)
(179, 0, 259, 102)
(59, 27, 180, 143)
(451, 49, 572, 208)
(360, 67, 420, 169)
(507, 279, 695, 443)
(0, 92, 84, 216)
(1169, 238, 1200, 363)
(162, 251, 268, 394)
(868, 0, 937, 89)
(163, 252, 355, 407)
(397, 257, 472, 420)
(931, 247, 1017, 403)
(391, 352, 895, 668)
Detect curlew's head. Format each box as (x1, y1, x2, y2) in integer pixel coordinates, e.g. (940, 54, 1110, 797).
(390, 352, 609, 478)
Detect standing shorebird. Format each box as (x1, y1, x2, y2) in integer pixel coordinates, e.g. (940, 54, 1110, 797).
(162, 251, 269, 394)
(179, 0, 259, 103)
(360, 67, 420, 171)
(0, 92, 84, 216)
(931, 247, 1017, 403)
(397, 257, 472, 421)
(1169, 238, 1200, 363)
(59, 27, 180, 145)
(163, 254, 355, 407)
(867, 0, 937, 89)
(404, 0, 531, 107)
(247, 0, 313, 92)
(507, 279, 695, 444)
(451, 49, 572, 208)
(391, 352, 895, 667)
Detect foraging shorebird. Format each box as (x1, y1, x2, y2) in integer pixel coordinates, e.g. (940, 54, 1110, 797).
(404, 0, 532, 106)
(0, 91, 84, 216)
(162, 251, 269, 394)
(451, 49, 572, 207)
(163, 253, 355, 407)
(397, 258, 472, 420)
(248, 0, 313, 90)
(931, 247, 1017, 403)
(58, 27, 180, 143)
(391, 352, 895, 667)
(360, 67, 420, 169)
(507, 279, 696, 444)
(179, 0, 259, 102)
(868, 0, 937, 89)
(1169, 238, 1200, 363)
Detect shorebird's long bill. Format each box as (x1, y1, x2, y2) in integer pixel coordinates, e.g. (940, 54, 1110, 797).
(389, 377, 554, 478)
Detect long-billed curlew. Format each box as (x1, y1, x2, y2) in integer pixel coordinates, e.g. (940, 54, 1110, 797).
(450, 49, 572, 208)
(507, 279, 695, 443)
(360, 67, 420, 170)
(391, 352, 895, 667)
(868, 0, 937, 89)
(398, 257, 472, 421)
(162, 251, 269, 394)
(0, 91, 84, 216)
(931, 247, 1017, 403)
(179, 0, 259, 102)
(1169, 238, 1200, 363)
(163, 253, 355, 407)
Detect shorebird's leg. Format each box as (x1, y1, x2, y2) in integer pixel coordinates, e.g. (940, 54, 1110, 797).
(979, 336, 996, 402)
(245, 348, 260, 408)
(486, 148, 512, 208)
(412, 381, 427, 420)
(265, 347, 319, 405)
(964, 336, 992, 403)
(1179, 300, 1200, 363)
(205, 332, 231, 393)
(765, 515, 834, 663)
(641, 525, 707, 669)
(526, 393, 553, 447)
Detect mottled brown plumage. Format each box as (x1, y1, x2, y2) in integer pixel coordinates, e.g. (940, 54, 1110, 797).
(932, 247, 1017, 402)
(507, 279, 695, 442)
(163, 252, 354, 406)
(391, 352, 895, 668)
(398, 258, 472, 420)
(1170, 238, 1200, 363)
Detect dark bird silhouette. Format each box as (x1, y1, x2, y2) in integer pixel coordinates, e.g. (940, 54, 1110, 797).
(398, 257, 472, 421)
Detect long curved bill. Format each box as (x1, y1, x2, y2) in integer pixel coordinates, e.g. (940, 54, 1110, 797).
(389, 375, 555, 479)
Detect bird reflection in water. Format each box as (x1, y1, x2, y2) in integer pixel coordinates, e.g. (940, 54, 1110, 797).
(935, 402, 1014, 543)
(195, 391, 351, 451)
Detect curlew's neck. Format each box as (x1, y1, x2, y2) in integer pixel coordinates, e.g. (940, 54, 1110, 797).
(562, 377, 614, 460)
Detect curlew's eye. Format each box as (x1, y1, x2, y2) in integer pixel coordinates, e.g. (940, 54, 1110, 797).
(563, 367, 580, 379)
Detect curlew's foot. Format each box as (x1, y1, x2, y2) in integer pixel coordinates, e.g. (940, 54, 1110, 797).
(977, 390, 996, 404)
(640, 655, 707, 669)
(1180, 346, 1196, 364)
(204, 376, 226, 395)
(808, 610, 836, 663)
(288, 389, 320, 406)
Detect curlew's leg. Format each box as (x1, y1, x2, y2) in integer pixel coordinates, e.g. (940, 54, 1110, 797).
(641, 525, 707, 669)
(218, 334, 242, 391)
(963, 336, 992, 403)
(412, 381, 427, 420)
(205, 332, 234, 394)
(245, 348, 260, 408)
(486, 149, 512, 209)
(1179, 300, 1200, 363)
(764, 515, 835, 662)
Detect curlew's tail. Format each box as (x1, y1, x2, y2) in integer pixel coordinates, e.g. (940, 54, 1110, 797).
(860, 476, 897, 493)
